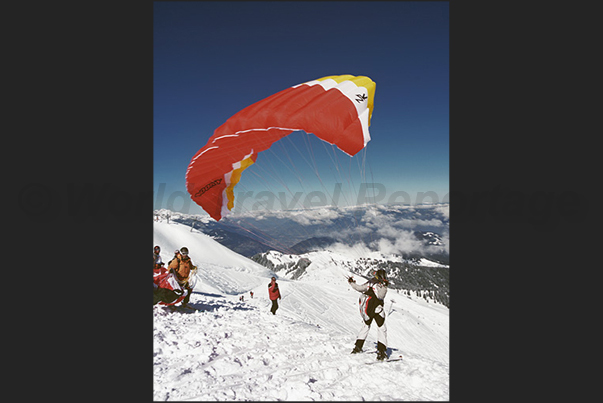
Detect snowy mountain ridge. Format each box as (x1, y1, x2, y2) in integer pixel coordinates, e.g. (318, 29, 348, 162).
(153, 219, 449, 400)
(252, 246, 450, 307)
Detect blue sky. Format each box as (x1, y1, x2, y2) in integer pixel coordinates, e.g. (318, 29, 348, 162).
(154, 1, 449, 214)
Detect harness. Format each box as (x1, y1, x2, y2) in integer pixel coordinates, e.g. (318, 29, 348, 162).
(359, 279, 386, 325)
(169, 255, 187, 280)
(168, 254, 198, 288)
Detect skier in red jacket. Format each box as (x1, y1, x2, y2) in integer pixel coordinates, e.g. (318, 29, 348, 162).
(268, 276, 281, 315)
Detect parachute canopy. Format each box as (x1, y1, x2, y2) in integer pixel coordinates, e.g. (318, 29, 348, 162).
(185, 74, 376, 221)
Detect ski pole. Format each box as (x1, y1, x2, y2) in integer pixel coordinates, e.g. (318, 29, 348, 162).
(387, 299, 395, 315)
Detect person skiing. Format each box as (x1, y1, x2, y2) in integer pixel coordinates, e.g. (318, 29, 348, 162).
(168, 247, 196, 306)
(348, 269, 389, 360)
(268, 276, 281, 315)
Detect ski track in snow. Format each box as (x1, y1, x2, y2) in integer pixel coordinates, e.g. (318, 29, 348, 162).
(154, 221, 449, 401)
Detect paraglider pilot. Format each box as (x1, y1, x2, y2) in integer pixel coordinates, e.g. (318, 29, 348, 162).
(348, 269, 389, 360)
(168, 247, 196, 307)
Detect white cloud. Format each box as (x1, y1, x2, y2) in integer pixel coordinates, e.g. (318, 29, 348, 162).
(288, 207, 342, 226)
(393, 218, 446, 228)
(227, 204, 450, 257)
(434, 204, 450, 219)
(323, 225, 372, 241)
(371, 230, 426, 255)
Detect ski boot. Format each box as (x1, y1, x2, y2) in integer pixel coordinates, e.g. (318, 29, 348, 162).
(351, 339, 364, 354)
(376, 342, 388, 361)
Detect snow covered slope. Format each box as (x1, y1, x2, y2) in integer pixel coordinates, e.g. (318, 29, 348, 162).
(153, 220, 449, 400)
(154, 221, 274, 295)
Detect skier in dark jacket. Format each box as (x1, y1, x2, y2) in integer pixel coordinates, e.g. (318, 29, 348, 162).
(348, 269, 389, 360)
(268, 276, 281, 315)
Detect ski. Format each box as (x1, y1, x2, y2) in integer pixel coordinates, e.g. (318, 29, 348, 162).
(350, 349, 376, 357)
(351, 349, 403, 363)
(366, 354, 403, 364)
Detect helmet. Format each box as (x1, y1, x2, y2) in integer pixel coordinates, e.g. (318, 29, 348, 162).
(374, 269, 387, 282)
(180, 247, 189, 255)
(154, 245, 160, 254)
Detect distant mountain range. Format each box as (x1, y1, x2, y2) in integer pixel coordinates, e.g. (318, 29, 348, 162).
(156, 205, 450, 307)
(159, 204, 449, 263)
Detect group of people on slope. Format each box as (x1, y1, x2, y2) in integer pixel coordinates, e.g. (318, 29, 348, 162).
(250, 269, 390, 360)
(153, 245, 196, 307)
(267, 270, 389, 360)
(153, 244, 390, 361)
(152, 245, 282, 314)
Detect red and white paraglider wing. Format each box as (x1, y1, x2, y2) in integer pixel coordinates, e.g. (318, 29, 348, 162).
(185, 74, 376, 221)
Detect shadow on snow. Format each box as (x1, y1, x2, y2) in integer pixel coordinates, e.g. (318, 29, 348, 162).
(158, 290, 257, 314)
